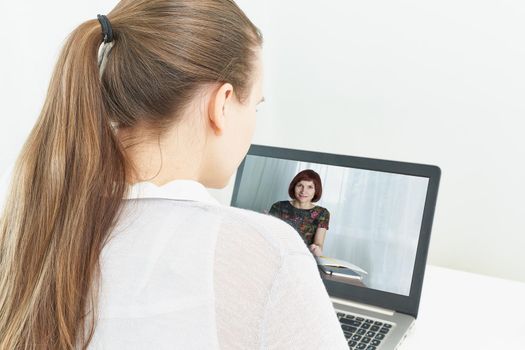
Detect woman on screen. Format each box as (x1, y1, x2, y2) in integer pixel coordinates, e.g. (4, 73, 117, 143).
(269, 169, 330, 257)
(0, 1, 347, 349)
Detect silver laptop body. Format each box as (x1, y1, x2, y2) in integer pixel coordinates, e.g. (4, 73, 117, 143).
(331, 298, 415, 349)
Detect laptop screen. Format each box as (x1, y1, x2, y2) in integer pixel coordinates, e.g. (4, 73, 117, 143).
(231, 145, 440, 315)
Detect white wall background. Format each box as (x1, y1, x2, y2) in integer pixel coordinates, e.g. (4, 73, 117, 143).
(1, 1, 524, 283)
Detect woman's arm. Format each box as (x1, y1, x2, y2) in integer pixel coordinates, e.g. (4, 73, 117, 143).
(309, 227, 327, 256)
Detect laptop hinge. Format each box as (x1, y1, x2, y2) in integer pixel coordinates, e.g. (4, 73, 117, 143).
(330, 296, 395, 316)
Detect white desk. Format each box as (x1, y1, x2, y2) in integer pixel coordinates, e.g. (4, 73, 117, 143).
(400, 265, 525, 349)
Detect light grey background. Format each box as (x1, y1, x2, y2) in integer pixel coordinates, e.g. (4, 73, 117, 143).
(234, 155, 428, 295)
(0, 1, 524, 283)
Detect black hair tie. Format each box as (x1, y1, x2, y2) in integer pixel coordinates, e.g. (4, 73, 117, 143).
(97, 14, 114, 43)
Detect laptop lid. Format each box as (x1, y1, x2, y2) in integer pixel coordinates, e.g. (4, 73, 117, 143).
(230, 144, 440, 319)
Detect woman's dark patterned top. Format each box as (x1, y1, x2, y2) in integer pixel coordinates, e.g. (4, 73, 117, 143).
(268, 200, 330, 245)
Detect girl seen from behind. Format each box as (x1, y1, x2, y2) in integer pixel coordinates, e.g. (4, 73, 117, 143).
(0, 0, 347, 349)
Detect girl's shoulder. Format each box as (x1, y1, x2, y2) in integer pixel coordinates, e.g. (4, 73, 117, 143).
(219, 205, 310, 255)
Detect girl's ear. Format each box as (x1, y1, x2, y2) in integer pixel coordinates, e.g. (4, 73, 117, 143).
(207, 83, 234, 136)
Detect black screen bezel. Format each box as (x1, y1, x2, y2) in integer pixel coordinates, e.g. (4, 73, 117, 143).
(230, 144, 441, 318)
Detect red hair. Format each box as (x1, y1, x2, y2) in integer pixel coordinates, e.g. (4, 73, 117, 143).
(288, 169, 323, 202)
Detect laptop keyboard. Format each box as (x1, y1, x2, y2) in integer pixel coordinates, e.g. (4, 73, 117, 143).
(336, 310, 393, 350)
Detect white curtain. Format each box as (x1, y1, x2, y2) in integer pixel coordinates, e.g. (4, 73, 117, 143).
(234, 155, 428, 296)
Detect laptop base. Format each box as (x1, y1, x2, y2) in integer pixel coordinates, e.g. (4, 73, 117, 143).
(332, 299, 415, 350)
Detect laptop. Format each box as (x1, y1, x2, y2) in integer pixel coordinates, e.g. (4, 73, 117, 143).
(230, 144, 440, 350)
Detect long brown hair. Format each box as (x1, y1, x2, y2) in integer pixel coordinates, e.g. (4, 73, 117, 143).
(0, 0, 262, 348)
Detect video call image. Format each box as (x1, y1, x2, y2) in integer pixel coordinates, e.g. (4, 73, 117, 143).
(233, 155, 429, 296)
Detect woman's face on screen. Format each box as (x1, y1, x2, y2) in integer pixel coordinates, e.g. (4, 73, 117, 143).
(294, 180, 315, 203)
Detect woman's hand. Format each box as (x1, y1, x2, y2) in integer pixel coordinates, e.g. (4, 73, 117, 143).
(309, 244, 323, 257)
